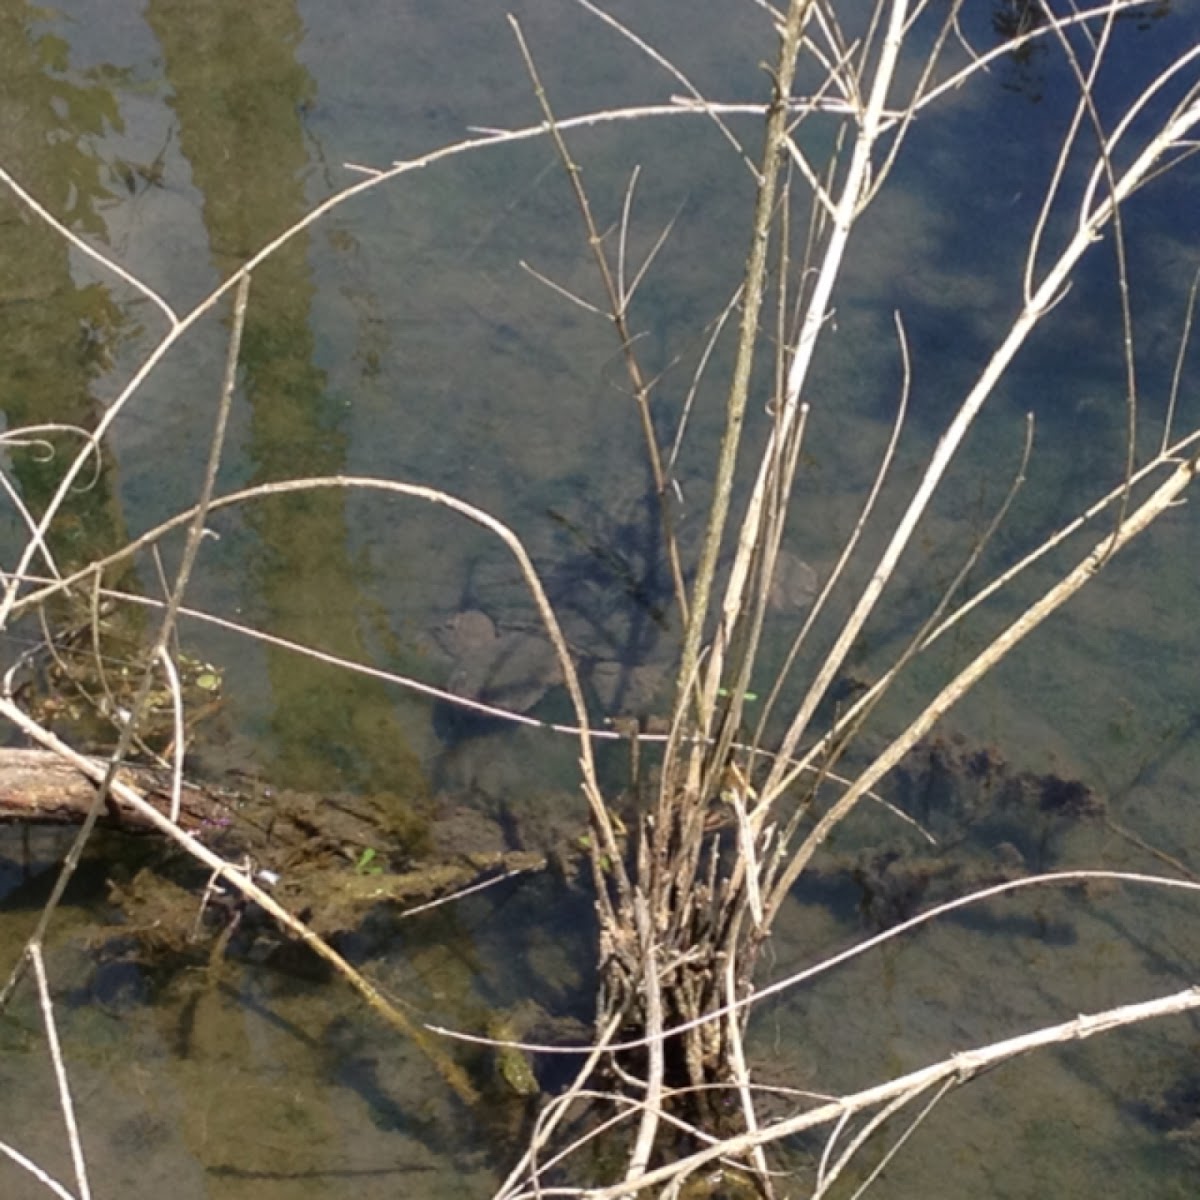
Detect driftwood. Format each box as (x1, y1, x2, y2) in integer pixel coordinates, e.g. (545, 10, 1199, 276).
(0, 746, 548, 935)
(0, 746, 228, 833)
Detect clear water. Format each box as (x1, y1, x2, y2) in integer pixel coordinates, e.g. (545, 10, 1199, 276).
(0, 1, 1199, 1196)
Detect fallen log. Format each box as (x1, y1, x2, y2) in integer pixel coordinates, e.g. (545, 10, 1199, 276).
(0, 746, 549, 935)
(0, 746, 230, 833)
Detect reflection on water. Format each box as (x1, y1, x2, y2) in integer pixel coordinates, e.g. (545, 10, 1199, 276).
(0, 0, 1198, 1196)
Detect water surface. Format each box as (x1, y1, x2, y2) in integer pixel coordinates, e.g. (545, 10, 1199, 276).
(1, 2, 1199, 1196)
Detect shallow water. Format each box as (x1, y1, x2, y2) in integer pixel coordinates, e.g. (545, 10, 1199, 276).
(1, 1, 1199, 1196)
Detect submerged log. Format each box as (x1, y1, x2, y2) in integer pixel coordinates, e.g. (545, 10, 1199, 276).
(0, 747, 230, 833)
(0, 746, 549, 935)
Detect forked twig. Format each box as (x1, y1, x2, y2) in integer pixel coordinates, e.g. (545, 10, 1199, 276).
(509, 17, 690, 624)
(830, 1077, 955, 1200)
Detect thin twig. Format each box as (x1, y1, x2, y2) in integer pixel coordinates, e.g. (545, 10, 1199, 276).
(577, 985, 1200, 1198)
(0, 1139, 76, 1200)
(433, 869, 1200, 1060)
(765, 445, 1200, 919)
(509, 18, 689, 625)
(30, 944, 89, 1200)
(0, 699, 481, 1107)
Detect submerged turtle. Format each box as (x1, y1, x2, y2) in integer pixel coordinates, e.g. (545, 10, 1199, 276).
(767, 549, 819, 613)
(434, 609, 563, 715)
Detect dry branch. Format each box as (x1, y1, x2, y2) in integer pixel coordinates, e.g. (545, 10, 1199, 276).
(571, 985, 1200, 1200)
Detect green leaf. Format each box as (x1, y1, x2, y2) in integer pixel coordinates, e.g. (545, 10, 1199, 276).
(354, 847, 382, 875)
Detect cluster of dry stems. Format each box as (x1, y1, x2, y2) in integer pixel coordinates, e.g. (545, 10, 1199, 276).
(509, 1, 1200, 1195)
